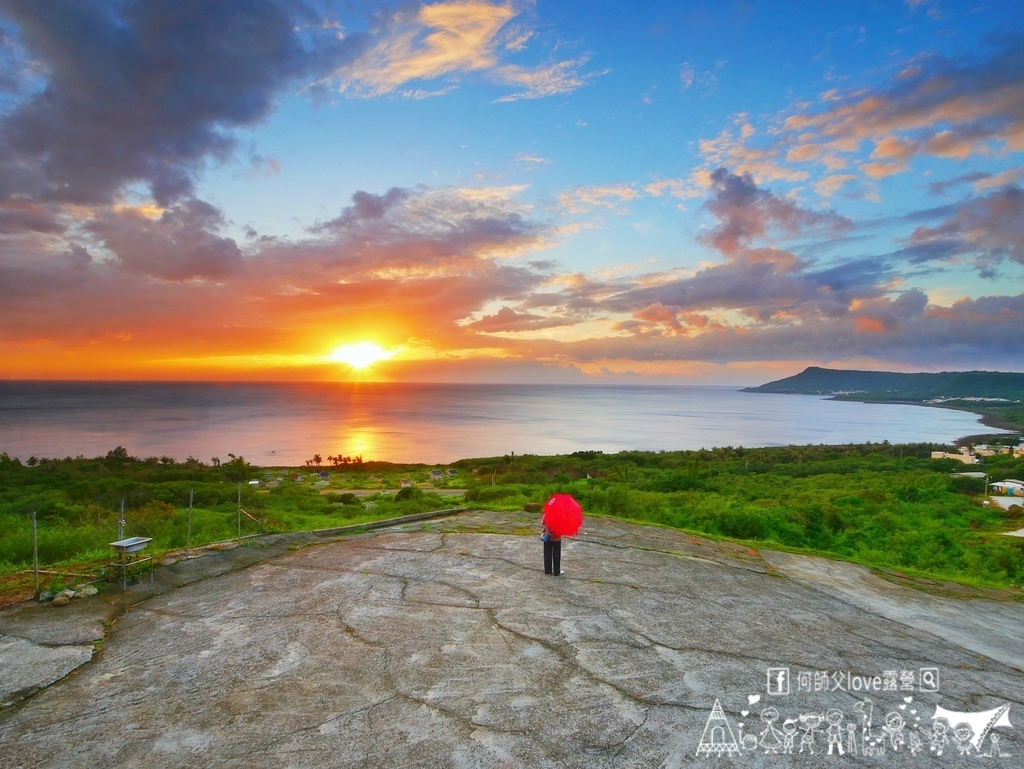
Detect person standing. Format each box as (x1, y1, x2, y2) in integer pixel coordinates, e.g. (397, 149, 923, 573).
(540, 493, 581, 576)
(542, 520, 562, 575)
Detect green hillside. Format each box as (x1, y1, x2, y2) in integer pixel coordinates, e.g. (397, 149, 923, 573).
(744, 367, 1024, 401)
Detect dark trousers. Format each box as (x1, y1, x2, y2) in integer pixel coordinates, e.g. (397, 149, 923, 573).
(544, 539, 561, 575)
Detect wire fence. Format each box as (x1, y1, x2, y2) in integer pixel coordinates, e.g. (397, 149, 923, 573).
(5, 483, 273, 604)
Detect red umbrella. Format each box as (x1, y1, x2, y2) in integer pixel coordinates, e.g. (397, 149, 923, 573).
(543, 493, 583, 537)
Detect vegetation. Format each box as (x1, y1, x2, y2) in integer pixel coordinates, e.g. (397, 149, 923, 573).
(744, 366, 1024, 435)
(744, 366, 1024, 402)
(0, 448, 460, 593)
(2, 440, 1023, 601)
(457, 442, 1024, 590)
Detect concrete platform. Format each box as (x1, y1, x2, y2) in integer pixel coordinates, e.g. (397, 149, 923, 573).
(1, 511, 1022, 767)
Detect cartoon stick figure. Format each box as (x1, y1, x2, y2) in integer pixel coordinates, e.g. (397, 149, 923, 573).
(758, 707, 784, 753)
(799, 713, 823, 754)
(825, 709, 845, 755)
(930, 718, 949, 755)
(986, 733, 1007, 758)
(781, 719, 798, 754)
(952, 723, 974, 756)
(883, 711, 905, 751)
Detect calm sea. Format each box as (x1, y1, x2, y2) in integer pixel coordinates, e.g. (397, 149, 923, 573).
(0, 381, 998, 466)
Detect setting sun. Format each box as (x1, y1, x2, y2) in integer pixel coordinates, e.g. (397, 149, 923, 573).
(327, 342, 393, 370)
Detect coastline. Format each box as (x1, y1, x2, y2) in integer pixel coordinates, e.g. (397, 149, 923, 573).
(847, 398, 1021, 444)
(1, 381, 998, 466)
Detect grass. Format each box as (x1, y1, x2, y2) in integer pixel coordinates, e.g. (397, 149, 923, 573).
(2, 442, 1023, 604)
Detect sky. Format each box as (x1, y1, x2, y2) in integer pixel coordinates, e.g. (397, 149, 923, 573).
(1, 0, 1023, 385)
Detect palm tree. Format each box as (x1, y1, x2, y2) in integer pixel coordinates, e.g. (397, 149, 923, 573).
(313, 453, 322, 467)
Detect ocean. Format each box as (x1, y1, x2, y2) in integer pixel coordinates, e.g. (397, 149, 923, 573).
(0, 381, 998, 466)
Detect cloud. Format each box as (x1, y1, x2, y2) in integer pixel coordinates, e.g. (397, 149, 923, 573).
(512, 290, 1024, 370)
(679, 62, 695, 90)
(516, 152, 551, 167)
(928, 168, 1024, 195)
(87, 198, 243, 281)
(903, 185, 1024, 273)
(535, 170, 873, 337)
(699, 168, 851, 259)
(311, 184, 546, 270)
(464, 306, 574, 332)
(334, 1, 515, 96)
(784, 33, 1024, 176)
(0, 198, 63, 234)
(326, 1, 597, 101)
(0, 182, 560, 368)
(517, 169, 913, 357)
(558, 184, 641, 215)
(493, 57, 602, 102)
(0, 0, 358, 207)
(700, 122, 811, 184)
(696, 33, 1024, 196)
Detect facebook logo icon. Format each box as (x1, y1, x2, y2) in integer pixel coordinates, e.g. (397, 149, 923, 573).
(767, 667, 790, 695)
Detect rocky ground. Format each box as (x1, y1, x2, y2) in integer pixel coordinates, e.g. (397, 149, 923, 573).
(1, 510, 1022, 768)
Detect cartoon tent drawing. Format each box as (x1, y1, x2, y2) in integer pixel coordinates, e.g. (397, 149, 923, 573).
(696, 699, 743, 757)
(932, 703, 1012, 752)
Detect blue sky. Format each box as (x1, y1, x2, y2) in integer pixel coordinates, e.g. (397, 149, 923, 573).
(1, 0, 1023, 383)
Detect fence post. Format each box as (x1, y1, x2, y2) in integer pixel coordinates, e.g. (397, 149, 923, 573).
(32, 510, 39, 599)
(237, 482, 241, 542)
(187, 488, 194, 558)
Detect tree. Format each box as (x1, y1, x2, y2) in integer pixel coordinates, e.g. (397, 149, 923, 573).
(222, 454, 251, 483)
(105, 446, 131, 463)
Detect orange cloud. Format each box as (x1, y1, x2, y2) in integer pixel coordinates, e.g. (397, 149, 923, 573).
(704, 37, 1024, 194)
(558, 184, 641, 214)
(853, 316, 888, 334)
(329, 1, 596, 100)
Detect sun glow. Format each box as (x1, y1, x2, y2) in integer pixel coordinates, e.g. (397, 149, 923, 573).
(327, 341, 394, 370)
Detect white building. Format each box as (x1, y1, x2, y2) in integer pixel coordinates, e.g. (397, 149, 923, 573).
(991, 480, 1024, 496)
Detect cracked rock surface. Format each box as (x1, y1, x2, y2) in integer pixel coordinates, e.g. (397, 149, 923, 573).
(1, 511, 1023, 767)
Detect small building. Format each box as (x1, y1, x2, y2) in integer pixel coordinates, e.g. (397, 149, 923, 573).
(973, 444, 1012, 456)
(446, 469, 458, 477)
(930, 451, 978, 465)
(991, 480, 1024, 497)
(400, 479, 413, 488)
(430, 470, 443, 480)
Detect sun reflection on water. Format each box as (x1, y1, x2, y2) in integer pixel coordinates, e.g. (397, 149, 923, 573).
(329, 425, 383, 461)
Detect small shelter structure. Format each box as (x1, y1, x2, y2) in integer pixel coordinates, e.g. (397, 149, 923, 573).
(695, 699, 742, 757)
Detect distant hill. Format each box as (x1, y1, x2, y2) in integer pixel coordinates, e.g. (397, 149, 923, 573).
(744, 367, 1024, 401)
